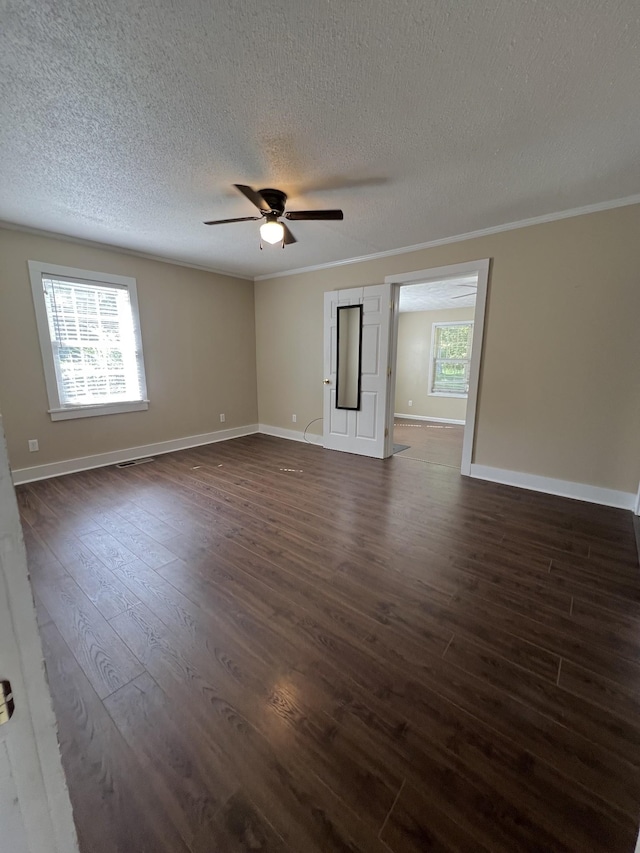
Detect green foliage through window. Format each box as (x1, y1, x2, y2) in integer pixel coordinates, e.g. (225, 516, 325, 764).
(431, 323, 473, 395)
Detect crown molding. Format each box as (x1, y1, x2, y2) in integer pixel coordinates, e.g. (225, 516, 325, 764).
(3, 192, 639, 284)
(254, 193, 640, 281)
(0, 220, 253, 281)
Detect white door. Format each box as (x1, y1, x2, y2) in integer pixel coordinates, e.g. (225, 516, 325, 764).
(0, 416, 79, 853)
(323, 283, 393, 458)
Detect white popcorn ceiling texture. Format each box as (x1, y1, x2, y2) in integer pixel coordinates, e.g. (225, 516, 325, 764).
(1, 1, 639, 279)
(399, 276, 477, 312)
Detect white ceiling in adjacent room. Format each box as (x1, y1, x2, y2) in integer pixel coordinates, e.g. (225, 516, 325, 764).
(399, 276, 477, 312)
(2, 1, 640, 279)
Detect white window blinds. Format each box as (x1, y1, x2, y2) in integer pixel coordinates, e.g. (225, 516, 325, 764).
(42, 276, 145, 407)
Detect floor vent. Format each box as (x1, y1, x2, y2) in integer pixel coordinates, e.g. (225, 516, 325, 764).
(115, 457, 155, 468)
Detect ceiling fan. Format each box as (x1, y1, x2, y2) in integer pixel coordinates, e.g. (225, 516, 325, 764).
(204, 184, 344, 247)
(452, 283, 478, 300)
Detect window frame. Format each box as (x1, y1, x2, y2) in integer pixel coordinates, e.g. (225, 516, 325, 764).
(428, 320, 474, 398)
(28, 260, 149, 421)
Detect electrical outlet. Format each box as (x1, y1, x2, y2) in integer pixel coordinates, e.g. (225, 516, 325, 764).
(28, 439, 39, 452)
(219, 413, 225, 423)
(408, 400, 413, 407)
(292, 414, 297, 423)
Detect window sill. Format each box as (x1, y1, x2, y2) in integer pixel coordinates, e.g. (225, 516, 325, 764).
(48, 400, 149, 421)
(428, 392, 468, 399)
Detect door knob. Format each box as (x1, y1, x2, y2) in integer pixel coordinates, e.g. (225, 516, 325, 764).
(323, 379, 331, 384)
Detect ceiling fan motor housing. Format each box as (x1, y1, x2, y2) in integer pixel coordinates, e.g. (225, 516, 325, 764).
(259, 188, 287, 216)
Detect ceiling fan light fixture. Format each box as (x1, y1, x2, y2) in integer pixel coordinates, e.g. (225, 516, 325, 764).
(260, 217, 284, 244)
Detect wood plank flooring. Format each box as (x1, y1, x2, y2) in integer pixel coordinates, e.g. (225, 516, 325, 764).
(393, 417, 464, 467)
(17, 434, 640, 852)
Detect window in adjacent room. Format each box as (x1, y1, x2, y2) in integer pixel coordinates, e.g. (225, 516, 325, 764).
(28, 261, 148, 421)
(429, 321, 473, 397)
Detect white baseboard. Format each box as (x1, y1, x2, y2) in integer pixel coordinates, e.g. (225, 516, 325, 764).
(258, 423, 323, 446)
(395, 413, 466, 425)
(12, 423, 634, 514)
(469, 464, 636, 511)
(11, 424, 259, 485)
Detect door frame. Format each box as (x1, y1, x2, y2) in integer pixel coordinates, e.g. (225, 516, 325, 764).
(0, 415, 79, 852)
(384, 258, 490, 474)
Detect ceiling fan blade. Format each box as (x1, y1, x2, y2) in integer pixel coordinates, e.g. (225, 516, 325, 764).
(285, 210, 344, 221)
(234, 184, 270, 212)
(203, 216, 261, 226)
(282, 223, 297, 244)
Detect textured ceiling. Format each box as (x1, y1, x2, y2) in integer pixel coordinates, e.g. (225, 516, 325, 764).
(399, 276, 477, 312)
(2, 1, 639, 279)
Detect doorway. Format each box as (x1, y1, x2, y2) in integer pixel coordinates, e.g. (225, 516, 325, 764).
(385, 259, 490, 474)
(392, 276, 476, 468)
(0, 414, 79, 852)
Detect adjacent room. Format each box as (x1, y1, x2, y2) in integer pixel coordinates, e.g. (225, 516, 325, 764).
(1, 3, 640, 853)
(393, 275, 477, 468)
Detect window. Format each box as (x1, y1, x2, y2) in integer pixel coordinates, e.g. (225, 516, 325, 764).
(28, 261, 148, 421)
(430, 321, 473, 397)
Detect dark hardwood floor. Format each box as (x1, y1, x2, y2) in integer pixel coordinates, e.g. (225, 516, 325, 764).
(393, 417, 464, 468)
(17, 434, 640, 852)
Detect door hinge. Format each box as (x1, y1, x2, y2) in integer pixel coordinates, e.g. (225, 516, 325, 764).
(384, 427, 389, 437)
(387, 367, 392, 377)
(0, 680, 14, 725)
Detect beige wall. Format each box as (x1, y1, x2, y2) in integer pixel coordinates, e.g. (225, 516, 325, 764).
(255, 204, 640, 493)
(0, 229, 258, 471)
(395, 307, 474, 421)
